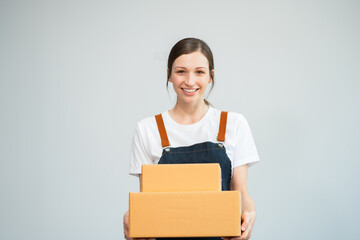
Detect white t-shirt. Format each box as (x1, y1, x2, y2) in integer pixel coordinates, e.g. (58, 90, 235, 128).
(129, 107, 260, 177)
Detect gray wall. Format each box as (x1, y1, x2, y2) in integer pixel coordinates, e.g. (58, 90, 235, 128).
(1, 0, 359, 239)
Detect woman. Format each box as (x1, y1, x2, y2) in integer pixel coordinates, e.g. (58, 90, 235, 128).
(123, 38, 260, 240)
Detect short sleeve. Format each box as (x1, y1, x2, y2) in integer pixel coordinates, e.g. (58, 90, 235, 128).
(232, 114, 260, 168)
(129, 123, 154, 176)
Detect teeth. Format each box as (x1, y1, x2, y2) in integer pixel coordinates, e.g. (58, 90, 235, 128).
(183, 89, 197, 93)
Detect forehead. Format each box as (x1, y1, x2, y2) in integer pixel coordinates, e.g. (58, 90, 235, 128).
(173, 51, 209, 69)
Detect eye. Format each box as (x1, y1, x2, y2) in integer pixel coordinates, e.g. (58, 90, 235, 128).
(196, 70, 205, 74)
(176, 70, 185, 74)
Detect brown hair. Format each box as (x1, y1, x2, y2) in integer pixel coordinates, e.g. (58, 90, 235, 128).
(167, 38, 215, 105)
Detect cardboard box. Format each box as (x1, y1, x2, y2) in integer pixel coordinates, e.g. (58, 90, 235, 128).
(141, 163, 221, 192)
(129, 191, 241, 238)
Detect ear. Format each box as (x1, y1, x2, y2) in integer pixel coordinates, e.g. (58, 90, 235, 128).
(167, 68, 172, 83)
(209, 69, 214, 83)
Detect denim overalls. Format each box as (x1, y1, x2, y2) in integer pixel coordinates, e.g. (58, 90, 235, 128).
(154, 111, 232, 240)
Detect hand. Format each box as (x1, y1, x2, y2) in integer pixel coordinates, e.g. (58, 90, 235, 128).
(123, 211, 132, 240)
(123, 211, 155, 240)
(221, 211, 256, 240)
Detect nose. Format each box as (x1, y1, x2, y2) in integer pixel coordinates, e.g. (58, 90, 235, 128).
(184, 72, 196, 86)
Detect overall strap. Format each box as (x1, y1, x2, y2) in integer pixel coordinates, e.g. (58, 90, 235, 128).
(155, 114, 170, 147)
(217, 111, 228, 142)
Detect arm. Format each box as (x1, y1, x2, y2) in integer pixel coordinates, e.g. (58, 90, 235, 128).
(125, 122, 156, 239)
(123, 175, 139, 240)
(225, 164, 256, 240)
(123, 175, 155, 240)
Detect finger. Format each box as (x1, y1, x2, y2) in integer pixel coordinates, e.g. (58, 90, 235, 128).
(124, 227, 129, 236)
(239, 233, 251, 240)
(241, 221, 248, 232)
(239, 225, 253, 240)
(124, 221, 129, 230)
(241, 213, 252, 232)
(123, 218, 129, 235)
(240, 219, 253, 239)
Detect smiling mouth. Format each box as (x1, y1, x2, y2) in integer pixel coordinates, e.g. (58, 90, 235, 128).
(182, 88, 199, 93)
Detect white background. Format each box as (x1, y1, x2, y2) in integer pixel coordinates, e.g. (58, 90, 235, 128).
(1, 0, 359, 239)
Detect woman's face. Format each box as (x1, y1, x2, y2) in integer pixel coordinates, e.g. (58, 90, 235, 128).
(168, 51, 213, 105)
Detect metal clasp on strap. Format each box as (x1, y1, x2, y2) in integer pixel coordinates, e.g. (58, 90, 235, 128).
(163, 146, 171, 153)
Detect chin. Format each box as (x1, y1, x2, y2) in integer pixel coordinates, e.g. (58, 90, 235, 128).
(178, 97, 204, 105)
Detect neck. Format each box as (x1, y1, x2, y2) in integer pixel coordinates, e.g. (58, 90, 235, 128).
(169, 99, 209, 125)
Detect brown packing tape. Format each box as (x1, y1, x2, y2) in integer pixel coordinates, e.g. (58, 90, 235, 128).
(141, 163, 222, 192)
(129, 191, 241, 238)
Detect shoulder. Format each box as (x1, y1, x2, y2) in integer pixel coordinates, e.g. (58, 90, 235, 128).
(134, 111, 169, 137)
(133, 114, 158, 138)
(227, 111, 248, 125)
(210, 108, 246, 120)
(210, 108, 248, 125)
(222, 110, 252, 134)
(206, 108, 249, 125)
(136, 115, 157, 129)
